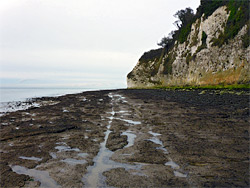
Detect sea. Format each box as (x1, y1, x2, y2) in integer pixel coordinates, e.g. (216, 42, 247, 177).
(0, 87, 101, 114)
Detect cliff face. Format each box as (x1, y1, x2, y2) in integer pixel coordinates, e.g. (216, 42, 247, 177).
(127, 6, 250, 88)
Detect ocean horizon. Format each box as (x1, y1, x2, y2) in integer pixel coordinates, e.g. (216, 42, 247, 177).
(0, 87, 106, 103)
(0, 87, 113, 114)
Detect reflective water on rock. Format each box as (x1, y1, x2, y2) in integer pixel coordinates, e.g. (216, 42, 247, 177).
(83, 95, 116, 187)
(148, 137, 163, 145)
(174, 171, 188, 178)
(165, 160, 180, 169)
(121, 131, 136, 148)
(61, 158, 87, 165)
(118, 110, 128, 113)
(55, 145, 80, 152)
(115, 117, 141, 125)
(50, 152, 57, 159)
(11, 165, 60, 188)
(78, 153, 88, 158)
(148, 131, 161, 137)
(19, 156, 42, 161)
(147, 138, 168, 154)
(83, 93, 144, 187)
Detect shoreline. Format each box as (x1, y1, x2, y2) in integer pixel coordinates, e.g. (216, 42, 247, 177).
(1, 86, 248, 115)
(0, 87, 103, 104)
(0, 89, 249, 187)
(0, 88, 107, 116)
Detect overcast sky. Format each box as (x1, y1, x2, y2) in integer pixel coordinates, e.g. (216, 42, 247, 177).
(0, 0, 200, 89)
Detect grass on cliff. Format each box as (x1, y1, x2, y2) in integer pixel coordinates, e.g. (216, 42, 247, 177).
(139, 48, 164, 64)
(212, 0, 249, 47)
(130, 84, 250, 90)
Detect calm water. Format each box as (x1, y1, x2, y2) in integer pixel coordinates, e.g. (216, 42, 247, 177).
(0, 88, 95, 103)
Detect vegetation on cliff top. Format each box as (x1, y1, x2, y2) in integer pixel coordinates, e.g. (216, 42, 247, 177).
(139, 0, 249, 65)
(139, 48, 164, 64)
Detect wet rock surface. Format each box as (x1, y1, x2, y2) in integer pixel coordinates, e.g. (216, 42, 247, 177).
(0, 89, 249, 187)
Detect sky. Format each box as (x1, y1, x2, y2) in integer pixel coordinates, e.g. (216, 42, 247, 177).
(0, 0, 200, 89)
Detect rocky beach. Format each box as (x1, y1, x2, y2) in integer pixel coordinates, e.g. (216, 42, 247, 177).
(0, 89, 249, 187)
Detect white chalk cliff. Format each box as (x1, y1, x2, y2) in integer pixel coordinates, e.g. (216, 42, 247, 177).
(127, 6, 249, 88)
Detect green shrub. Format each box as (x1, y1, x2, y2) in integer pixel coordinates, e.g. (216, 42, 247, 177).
(139, 48, 164, 64)
(196, 0, 227, 19)
(190, 19, 201, 47)
(201, 31, 207, 45)
(194, 31, 207, 54)
(242, 25, 250, 48)
(150, 49, 165, 77)
(212, 1, 249, 47)
(163, 52, 176, 74)
(178, 23, 192, 44)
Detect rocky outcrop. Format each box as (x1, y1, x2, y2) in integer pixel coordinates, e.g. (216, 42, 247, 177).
(127, 6, 250, 88)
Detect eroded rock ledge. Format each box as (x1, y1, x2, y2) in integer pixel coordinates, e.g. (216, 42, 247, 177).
(0, 89, 249, 187)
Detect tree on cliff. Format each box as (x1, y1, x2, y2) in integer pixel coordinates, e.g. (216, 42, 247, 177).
(173, 7, 194, 29)
(157, 34, 173, 51)
(158, 7, 195, 49)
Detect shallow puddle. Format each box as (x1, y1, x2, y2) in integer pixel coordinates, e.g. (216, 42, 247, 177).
(118, 110, 128, 113)
(61, 134, 70, 140)
(156, 146, 168, 154)
(112, 94, 126, 99)
(50, 152, 57, 159)
(78, 153, 88, 158)
(19, 156, 42, 161)
(115, 117, 141, 125)
(55, 145, 80, 152)
(148, 131, 161, 137)
(61, 158, 87, 165)
(108, 111, 115, 116)
(165, 160, 180, 169)
(112, 94, 128, 103)
(83, 93, 144, 187)
(83, 107, 114, 186)
(147, 138, 168, 154)
(174, 171, 188, 178)
(147, 137, 162, 145)
(11, 165, 61, 188)
(121, 131, 136, 148)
